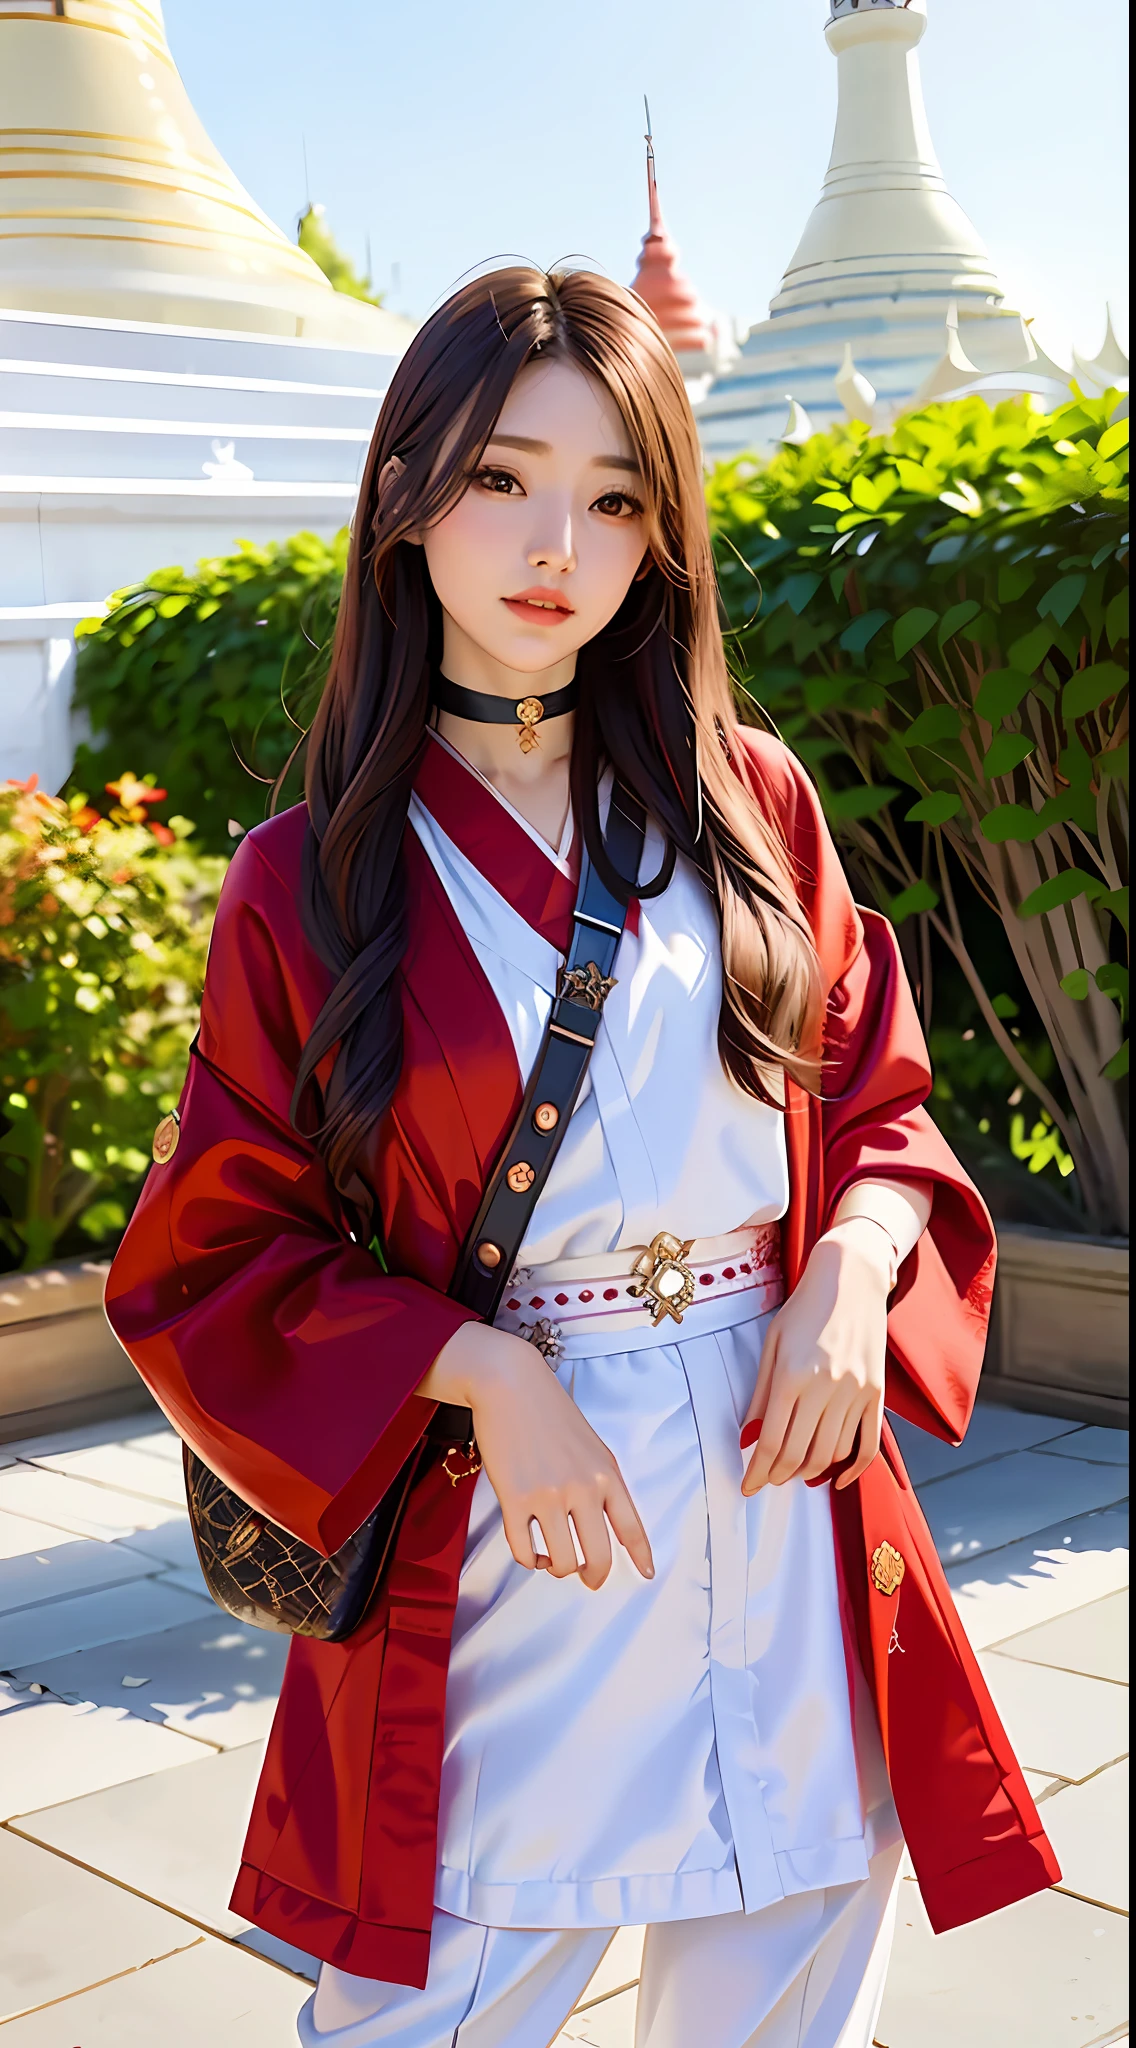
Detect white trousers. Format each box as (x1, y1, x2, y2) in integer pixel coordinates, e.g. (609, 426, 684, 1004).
(296, 1840, 903, 2048)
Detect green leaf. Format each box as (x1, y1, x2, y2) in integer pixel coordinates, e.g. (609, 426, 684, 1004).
(975, 668, 1032, 722)
(1095, 963, 1129, 1014)
(927, 535, 967, 565)
(982, 733, 1035, 778)
(813, 491, 853, 511)
(780, 572, 823, 615)
(903, 703, 963, 747)
(1060, 968, 1091, 1000)
(991, 992, 1019, 1018)
(1100, 886, 1130, 934)
(906, 791, 962, 825)
(889, 880, 940, 923)
(839, 609, 891, 655)
(893, 608, 938, 659)
(1103, 587, 1128, 643)
(156, 594, 191, 619)
(1018, 869, 1107, 919)
(1037, 574, 1086, 625)
(1097, 416, 1129, 460)
(980, 803, 1049, 844)
(1096, 738, 1129, 780)
(937, 600, 981, 647)
(825, 784, 898, 819)
(1102, 1040, 1129, 1081)
(1063, 660, 1127, 720)
(997, 562, 1035, 603)
(1008, 623, 1055, 673)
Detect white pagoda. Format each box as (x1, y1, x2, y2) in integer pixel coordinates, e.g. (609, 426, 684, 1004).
(0, 0, 414, 793)
(696, 0, 1127, 459)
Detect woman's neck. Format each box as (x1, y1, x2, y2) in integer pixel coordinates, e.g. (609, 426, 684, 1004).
(434, 614, 574, 850)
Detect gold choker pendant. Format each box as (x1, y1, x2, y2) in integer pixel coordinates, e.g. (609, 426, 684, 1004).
(515, 696, 545, 752)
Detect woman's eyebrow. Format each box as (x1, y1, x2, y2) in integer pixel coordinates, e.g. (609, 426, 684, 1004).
(485, 433, 641, 476)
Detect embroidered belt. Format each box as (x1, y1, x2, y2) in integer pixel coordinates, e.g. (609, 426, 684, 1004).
(495, 1223, 784, 1357)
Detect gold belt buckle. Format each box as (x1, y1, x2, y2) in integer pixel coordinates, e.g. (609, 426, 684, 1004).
(628, 1231, 697, 1326)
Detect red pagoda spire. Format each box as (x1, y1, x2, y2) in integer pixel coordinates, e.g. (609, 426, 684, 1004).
(630, 107, 715, 363)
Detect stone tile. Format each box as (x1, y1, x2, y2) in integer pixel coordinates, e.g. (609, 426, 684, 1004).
(0, 1676, 209, 1818)
(557, 1986, 637, 2046)
(0, 1510, 155, 1615)
(877, 1878, 1128, 2048)
(918, 1451, 1127, 1566)
(237, 1927, 320, 1982)
(0, 1414, 155, 1464)
(26, 1438, 187, 1507)
(0, 1574, 210, 1669)
(0, 1931, 309, 2043)
(156, 1562, 212, 1599)
(994, 1589, 1129, 1685)
(889, 1405, 1080, 1486)
(10, 1608, 288, 1747)
(1044, 1761, 1129, 1913)
(946, 1504, 1128, 1651)
(0, 1829, 200, 2023)
(0, 1462, 187, 1543)
(116, 1514, 200, 1571)
(576, 1926, 645, 2008)
(1039, 1427, 1130, 1468)
(14, 1741, 264, 1937)
(978, 1652, 1129, 1782)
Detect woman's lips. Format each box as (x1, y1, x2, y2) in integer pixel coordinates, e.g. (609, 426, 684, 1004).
(502, 589, 575, 625)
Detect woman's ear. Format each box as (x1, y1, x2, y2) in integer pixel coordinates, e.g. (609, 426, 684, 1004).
(379, 454, 419, 538)
(634, 551, 655, 583)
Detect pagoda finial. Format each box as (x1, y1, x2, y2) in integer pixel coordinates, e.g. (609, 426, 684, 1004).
(644, 97, 664, 237)
(630, 105, 715, 366)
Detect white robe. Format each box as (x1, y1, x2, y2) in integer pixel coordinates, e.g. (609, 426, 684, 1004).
(408, 749, 898, 1932)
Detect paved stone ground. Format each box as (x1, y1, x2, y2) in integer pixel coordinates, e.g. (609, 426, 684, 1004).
(0, 1402, 1127, 2046)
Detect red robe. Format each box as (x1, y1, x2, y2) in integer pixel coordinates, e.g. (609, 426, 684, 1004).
(105, 729, 1058, 1987)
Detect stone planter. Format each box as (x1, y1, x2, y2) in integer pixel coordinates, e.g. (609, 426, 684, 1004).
(0, 1256, 154, 1444)
(983, 1225, 1129, 1428)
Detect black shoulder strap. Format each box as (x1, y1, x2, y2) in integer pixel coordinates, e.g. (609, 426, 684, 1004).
(449, 783, 647, 1322)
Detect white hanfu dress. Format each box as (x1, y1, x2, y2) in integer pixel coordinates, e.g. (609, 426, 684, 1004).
(404, 741, 899, 1936)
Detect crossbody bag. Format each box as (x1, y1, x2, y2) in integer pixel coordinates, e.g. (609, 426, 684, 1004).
(183, 786, 646, 1641)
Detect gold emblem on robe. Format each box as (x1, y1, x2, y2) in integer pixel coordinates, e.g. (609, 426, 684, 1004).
(629, 1230, 697, 1326)
(152, 1110, 180, 1164)
(871, 1540, 906, 1597)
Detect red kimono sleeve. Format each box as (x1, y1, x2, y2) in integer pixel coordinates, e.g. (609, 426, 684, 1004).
(104, 830, 478, 1557)
(734, 729, 996, 1444)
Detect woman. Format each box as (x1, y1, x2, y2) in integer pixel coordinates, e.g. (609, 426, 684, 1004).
(106, 268, 1057, 2047)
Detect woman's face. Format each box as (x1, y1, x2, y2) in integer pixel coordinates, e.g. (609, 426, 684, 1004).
(421, 357, 649, 687)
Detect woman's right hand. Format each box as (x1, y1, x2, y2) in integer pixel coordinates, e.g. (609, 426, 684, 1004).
(419, 1322, 654, 1592)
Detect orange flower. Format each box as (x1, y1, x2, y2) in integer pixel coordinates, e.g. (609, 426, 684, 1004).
(106, 774, 168, 810)
(148, 821, 176, 846)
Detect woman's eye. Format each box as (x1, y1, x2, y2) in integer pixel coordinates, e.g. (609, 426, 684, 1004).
(593, 491, 641, 519)
(476, 468, 522, 496)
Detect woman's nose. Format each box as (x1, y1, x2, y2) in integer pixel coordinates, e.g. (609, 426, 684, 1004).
(526, 507, 576, 576)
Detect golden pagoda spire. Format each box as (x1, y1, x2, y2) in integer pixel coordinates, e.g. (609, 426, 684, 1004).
(0, 0, 407, 345)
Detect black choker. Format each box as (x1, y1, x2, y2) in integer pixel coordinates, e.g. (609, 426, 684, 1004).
(430, 672, 579, 755)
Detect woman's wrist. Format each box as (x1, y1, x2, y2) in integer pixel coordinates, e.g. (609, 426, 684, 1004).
(419, 1320, 543, 1410)
(815, 1216, 897, 1292)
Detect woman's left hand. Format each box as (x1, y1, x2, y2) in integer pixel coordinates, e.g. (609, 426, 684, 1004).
(740, 1220, 892, 1495)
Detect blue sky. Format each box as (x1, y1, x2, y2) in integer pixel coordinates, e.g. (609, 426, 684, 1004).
(164, 0, 1129, 365)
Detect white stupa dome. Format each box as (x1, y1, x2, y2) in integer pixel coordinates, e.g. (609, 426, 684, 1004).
(696, 0, 1126, 458)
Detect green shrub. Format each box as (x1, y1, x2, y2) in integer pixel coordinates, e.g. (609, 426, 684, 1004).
(71, 530, 345, 854)
(0, 777, 225, 1272)
(709, 392, 1129, 1234)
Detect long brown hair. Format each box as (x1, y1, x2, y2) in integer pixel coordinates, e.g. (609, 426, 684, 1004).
(296, 266, 821, 1192)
